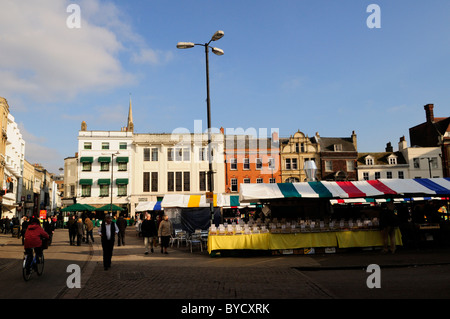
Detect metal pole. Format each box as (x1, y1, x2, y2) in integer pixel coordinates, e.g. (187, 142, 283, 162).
(110, 154, 114, 217)
(205, 44, 214, 215)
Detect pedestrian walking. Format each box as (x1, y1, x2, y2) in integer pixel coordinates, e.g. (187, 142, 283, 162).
(141, 213, 157, 254)
(98, 215, 119, 270)
(43, 217, 55, 245)
(380, 202, 400, 254)
(116, 215, 127, 246)
(20, 216, 29, 245)
(76, 218, 85, 246)
(84, 217, 95, 244)
(68, 215, 77, 245)
(158, 214, 173, 254)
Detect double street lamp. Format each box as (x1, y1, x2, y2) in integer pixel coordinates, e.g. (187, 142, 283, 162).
(177, 31, 224, 215)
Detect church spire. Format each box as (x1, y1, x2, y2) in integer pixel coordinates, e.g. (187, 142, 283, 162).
(127, 93, 134, 132)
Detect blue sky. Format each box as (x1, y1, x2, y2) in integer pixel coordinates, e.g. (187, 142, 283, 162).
(1, 0, 450, 174)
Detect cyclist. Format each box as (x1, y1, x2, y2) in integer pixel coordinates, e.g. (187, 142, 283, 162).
(24, 218, 49, 275)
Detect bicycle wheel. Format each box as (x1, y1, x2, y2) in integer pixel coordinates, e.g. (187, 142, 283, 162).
(36, 253, 44, 276)
(22, 256, 32, 281)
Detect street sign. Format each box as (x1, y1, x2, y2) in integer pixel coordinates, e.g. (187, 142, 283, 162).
(206, 192, 214, 203)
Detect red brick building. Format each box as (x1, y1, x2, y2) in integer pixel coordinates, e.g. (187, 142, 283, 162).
(224, 130, 281, 193)
(409, 104, 450, 177)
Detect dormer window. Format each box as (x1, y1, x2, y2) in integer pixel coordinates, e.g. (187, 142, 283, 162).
(365, 157, 374, 165)
(334, 144, 343, 152)
(388, 156, 397, 165)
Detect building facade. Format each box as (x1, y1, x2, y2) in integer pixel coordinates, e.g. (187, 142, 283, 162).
(356, 142, 409, 181)
(2, 113, 25, 218)
(409, 104, 450, 177)
(318, 131, 358, 181)
(224, 130, 280, 193)
(76, 122, 133, 212)
(131, 132, 225, 216)
(280, 130, 321, 182)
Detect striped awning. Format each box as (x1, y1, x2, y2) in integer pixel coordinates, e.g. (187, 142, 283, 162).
(161, 194, 220, 208)
(222, 195, 258, 208)
(135, 201, 163, 212)
(239, 178, 450, 203)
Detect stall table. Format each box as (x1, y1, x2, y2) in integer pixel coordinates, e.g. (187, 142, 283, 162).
(207, 229, 402, 254)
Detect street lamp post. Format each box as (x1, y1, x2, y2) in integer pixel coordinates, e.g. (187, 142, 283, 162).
(420, 157, 433, 178)
(177, 31, 224, 217)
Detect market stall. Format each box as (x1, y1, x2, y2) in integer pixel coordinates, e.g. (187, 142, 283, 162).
(161, 194, 222, 233)
(207, 178, 450, 255)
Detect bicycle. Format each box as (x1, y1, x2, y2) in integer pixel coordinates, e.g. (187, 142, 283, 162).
(22, 249, 45, 281)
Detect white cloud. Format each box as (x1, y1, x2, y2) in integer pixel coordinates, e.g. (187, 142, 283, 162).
(0, 0, 166, 102)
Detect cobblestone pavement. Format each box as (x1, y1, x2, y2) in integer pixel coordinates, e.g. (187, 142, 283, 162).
(59, 228, 335, 300)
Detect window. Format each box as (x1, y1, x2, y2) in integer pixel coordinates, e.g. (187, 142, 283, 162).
(230, 158, 237, 170)
(398, 171, 404, 179)
(167, 148, 174, 161)
(199, 172, 206, 191)
(285, 158, 291, 170)
(231, 179, 238, 192)
(430, 157, 438, 169)
(346, 160, 355, 171)
(295, 143, 299, 153)
(167, 172, 174, 191)
(176, 172, 182, 191)
(143, 172, 150, 192)
(118, 184, 127, 196)
(151, 148, 158, 162)
(256, 158, 262, 170)
(413, 158, 420, 168)
(144, 148, 150, 162)
(243, 158, 250, 170)
(256, 178, 263, 183)
(389, 157, 397, 165)
(199, 147, 206, 162)
(296, 143, 305, 152)
(118, 162, 127, 171)
(269, 178, 276, 184)
(175, 148, 183, 162)
(183, 172, 190, 191)
(119, 142, 127, 150)
(375, 172, 381, 179)
(386, 171, 392, 179)
(84, 142, 92, 150)
(268, 158, 275, 169)
(183, 148, 190, 162)
(81, 185, 91, 197)
(291, 158, 298, 170)
(325, 161, 332, 172)
(102, 142, 109, 150)
(363, 172, 369, 180)
(150, 172, 157, 192)
(243, 178, 251, 184)
(99, 185, 109, 197)
(334, 144, 343, 152)
(365, 158, 374, 165)
(82, 162, 92, 171)
(100, 162, 109, 171)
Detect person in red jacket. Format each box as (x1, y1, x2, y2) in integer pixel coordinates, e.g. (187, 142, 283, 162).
(24, 218, 49, 274)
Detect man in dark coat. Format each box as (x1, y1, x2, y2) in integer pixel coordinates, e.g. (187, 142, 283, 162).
(98, 215, 119, 270)
(141, 213, 157, 254)
(116, 215, 127, 246)
(67, 215, 77, 245)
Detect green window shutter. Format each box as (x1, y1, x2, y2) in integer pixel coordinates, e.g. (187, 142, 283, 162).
(116, 178, 129, 185)
(116, 157, 129, 163)
(98, 157, 111, 163)
(98, 179, 111, 185)
(79, 179, 93, 185)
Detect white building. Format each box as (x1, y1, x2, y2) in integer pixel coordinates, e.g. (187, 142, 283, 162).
(76, 121, 133, 212)
(131, 132, 225, 217)
(398, 136, 443, 179)
(356, 142, 409, 180)
(2, 113, 25, 218)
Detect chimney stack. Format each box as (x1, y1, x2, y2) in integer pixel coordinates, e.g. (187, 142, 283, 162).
(424, 104, 434, 123)
(385, 142, 393, 152)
